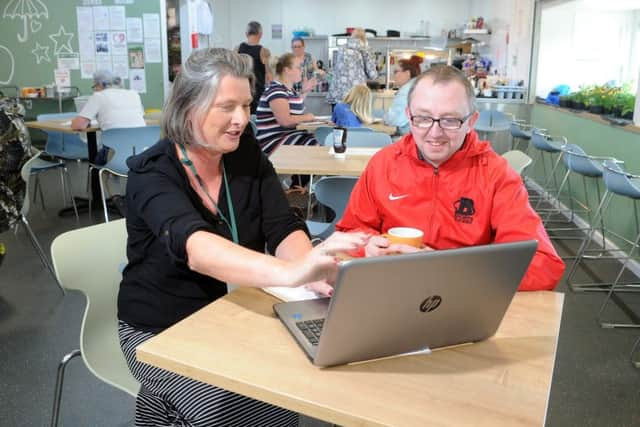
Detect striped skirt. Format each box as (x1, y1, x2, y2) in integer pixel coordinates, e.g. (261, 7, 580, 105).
(118, 321, 299, 427)
(258, 130, 318, 156)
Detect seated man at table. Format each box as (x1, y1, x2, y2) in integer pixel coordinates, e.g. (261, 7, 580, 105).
(117, 48, 368, 426)
(71, 69, 145, 164)
(336, 65, 564, 291)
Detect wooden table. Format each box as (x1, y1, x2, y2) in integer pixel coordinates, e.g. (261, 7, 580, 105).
(297, 120, 397, 136)
(137, 288, 564, 427)
(269, 145, 375, 176)
(25, 118, 160, 163)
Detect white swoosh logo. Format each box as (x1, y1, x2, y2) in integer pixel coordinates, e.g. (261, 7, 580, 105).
(388, 193, 409, 201)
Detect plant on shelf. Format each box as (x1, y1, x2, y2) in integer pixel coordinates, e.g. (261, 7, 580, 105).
(618, 92, 635, 119)
(571, 87, 588, 110)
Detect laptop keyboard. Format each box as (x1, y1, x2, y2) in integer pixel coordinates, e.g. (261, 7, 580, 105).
(295, 319, 324, 345)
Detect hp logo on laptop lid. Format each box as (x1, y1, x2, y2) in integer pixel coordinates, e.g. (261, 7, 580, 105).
(420, 295, 442, 313)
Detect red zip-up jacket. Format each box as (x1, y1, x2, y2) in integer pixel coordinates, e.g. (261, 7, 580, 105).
(336, 131, 565, 291)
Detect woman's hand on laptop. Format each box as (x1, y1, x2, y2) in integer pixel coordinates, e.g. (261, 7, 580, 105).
(304, 280, 334, 297)
(365, 235, 432, 257)
(289, 231, 370, 288)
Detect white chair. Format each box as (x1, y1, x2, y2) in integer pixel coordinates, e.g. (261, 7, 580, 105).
(50, 219, 139, 426)
(501, 150, 533, 176)
(19, 151, 72, 293)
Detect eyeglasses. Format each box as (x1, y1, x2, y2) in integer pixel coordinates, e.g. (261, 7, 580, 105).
(292, 45, 304, 49)
(409, 112, 474, 130)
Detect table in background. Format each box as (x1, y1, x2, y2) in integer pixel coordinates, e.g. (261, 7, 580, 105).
(137, 288, 564, 427)
(269, 145, 374, 176)
(296, 120, 397, 136)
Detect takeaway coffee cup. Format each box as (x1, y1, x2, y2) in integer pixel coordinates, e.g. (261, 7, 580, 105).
(384, 227, 424, 248)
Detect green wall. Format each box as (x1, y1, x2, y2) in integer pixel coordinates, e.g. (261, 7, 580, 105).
(0, 0, 164, 113)
(529, 104, 640, 251)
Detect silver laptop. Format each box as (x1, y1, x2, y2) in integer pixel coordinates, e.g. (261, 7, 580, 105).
(274, 240, 538, 367)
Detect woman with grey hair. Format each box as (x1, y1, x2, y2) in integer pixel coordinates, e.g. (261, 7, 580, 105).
(117, 48, 367, 426)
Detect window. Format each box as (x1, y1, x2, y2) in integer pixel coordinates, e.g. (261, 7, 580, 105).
(535, 0, 639, 97)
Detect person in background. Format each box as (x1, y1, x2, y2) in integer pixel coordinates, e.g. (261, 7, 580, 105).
(256, 53, 318, 155)
(256, 53, 318, 189)
(384, 55, 423, 135)
(117, 47, 368, 426)
(336, 65, 565, 291)
(236, 21, 271, 113)
(71, 69, 145, 164)
(332, 84, 373, 128)
(290, 37, 322, 93)
(326, 28, 378, 107)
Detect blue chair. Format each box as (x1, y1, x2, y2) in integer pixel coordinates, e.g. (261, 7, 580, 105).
(37, 113, 88, 161)
(314, 126, 333, 146)
(305, 176, 357, 241)
(92, 126, 161, 222)
(593, 160, 640, 327)
(29, 114, 84, 219)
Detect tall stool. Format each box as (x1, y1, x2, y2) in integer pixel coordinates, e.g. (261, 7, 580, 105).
(529, 130, 567, 213)
(566, 159, 640, 293)
(594, 160, 640, 327)
(509, 119, 533, 152)
(542, 144, 613, 243)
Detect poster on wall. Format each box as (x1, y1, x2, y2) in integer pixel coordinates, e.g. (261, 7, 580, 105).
(129, 69, 146, 93)
(112, 55, 129, 80)
(109, 6, 126, 30)
(126, 17, 143, 43)
(128, 46, 144, 69)
(95, 32, 109, 54)
(54, 69, 71, 89)
(142, 14, 160, 38)
(144, 39, 161, 63)
(93, 6, 109, 30)
(111, 31, 127, 56)
(80, 60, 96, 79)
(57, 53, 80, 70)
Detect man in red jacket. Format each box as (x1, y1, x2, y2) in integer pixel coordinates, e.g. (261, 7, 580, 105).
(336, 65, 564, 291)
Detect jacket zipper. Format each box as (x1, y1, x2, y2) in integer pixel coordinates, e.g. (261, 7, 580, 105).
(427, 166, 439, 241)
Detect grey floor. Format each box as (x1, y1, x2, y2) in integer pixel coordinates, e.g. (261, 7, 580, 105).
(1, 161, 640, 426)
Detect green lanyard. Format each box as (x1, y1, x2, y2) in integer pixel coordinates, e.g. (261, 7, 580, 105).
(179, 144, 239, 244)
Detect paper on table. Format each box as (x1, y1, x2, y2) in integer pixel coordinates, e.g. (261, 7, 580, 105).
(314, 115, 331, 121)
(328, 146, 380, 156)
(263, 286, 322, 302)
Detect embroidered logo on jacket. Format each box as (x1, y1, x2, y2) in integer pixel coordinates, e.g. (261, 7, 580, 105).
(454, 197, 475, 223)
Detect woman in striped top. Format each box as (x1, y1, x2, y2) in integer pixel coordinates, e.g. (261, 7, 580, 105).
(256, 53, 318, 156)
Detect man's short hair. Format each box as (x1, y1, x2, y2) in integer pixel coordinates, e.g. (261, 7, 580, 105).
(408, 65, 476, 113)
(246, 21, 262, 36)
